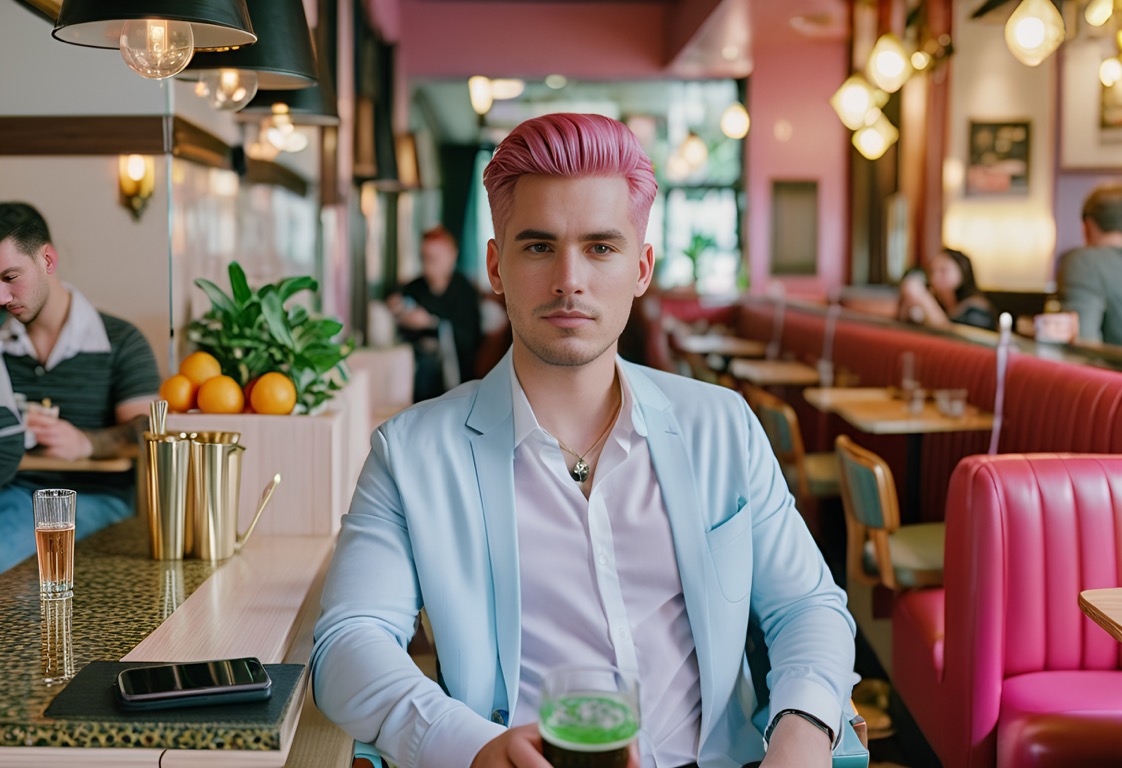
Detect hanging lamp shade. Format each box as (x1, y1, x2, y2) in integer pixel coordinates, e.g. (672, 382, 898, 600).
(184, 0, 317, 90)
(52, 0, 256, 51)
(238, 57, 339, 125)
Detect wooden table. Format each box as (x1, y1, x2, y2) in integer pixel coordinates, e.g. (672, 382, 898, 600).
(1079, 588, 1122, 644)
(18, 454, 134, 472)
(0, 516, 352, 767)
(806, 387, 993, 520)
(675, 334, 766, 359)
(728, 358, 821, 388)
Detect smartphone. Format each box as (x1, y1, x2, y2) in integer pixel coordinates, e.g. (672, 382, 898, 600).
(115, 657, 272, 711)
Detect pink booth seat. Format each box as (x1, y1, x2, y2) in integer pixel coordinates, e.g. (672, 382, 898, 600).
(892, 454, 1122, 768)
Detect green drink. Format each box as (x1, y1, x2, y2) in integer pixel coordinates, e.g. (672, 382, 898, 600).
(539, 667, 640, 768)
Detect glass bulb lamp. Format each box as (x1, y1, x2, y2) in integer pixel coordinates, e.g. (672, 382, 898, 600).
(830, 74, 886, 131)
(1005, 0, 1065, 67)
(200, 69, 259, 110)
(852, 112, 899, 161)
(720, 103, 750, 139)
(867, 33, 912, 93)
(119, 19, 193, 79)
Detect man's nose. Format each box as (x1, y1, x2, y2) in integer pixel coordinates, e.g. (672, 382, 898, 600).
(552, 248, 585, 295)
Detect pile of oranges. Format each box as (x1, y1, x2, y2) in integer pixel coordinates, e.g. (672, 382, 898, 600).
(158, 351, 297, 415)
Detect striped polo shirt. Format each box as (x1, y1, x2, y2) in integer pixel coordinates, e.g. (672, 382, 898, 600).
(0, 361, 22, 486)
(1, 286, 160, 495)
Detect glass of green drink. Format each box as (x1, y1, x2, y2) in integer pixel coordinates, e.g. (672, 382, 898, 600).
(539, 665, 640, 768)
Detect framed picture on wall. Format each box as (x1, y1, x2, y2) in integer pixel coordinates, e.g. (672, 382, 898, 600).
(966, 120, 1030, 196)
(1061, 38, 1122, 169)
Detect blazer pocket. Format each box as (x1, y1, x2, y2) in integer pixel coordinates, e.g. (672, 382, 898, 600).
(705, 501, 753, 602)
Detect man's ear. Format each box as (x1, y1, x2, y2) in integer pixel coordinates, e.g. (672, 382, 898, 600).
(41, 245, 59, 275)
(634, 243, 655, 297)
(486, 239, 504, 295)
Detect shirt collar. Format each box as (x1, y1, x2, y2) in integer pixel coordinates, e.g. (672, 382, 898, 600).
(508, 355, 648, 450)
(0, 285, 110, 370)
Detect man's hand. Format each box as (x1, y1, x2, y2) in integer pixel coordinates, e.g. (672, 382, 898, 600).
(759, 713, 832, 768)
(26, 412, 92, 461)
(470, 724, 641, 768)
(471, 724, 551, 768)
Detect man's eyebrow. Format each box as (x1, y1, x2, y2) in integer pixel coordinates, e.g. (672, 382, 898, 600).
(513, 229, 556, 242)
(582, 229, 627, 243)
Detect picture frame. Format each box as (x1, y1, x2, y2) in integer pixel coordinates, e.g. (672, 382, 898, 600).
(965, 120, 1031, 196)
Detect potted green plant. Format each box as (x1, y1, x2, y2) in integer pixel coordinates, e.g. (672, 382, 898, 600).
(187, 262, 354, 414)
(683, 231, 717, 283)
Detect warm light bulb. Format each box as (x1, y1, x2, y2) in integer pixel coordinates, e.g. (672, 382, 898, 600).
(867, 33, 912, 93)
(911, 50, 932, 71)
(119, 19, 194, 79)
(468, 76, 493, 116)
(1101, 57, 1122, 87)
(201, 69, 259, 111)
(1005, 0, 1065, 67)
(283, 131, 309, 153)
(681, 132, 708, 169)
(1086, 0, 1113, 27)
(830, 74, 885, 131)
(490, 79, 525, 100)
(720, 103, 750, 139)
(125, 154, 147, 182)
(852, 113, 899, 161)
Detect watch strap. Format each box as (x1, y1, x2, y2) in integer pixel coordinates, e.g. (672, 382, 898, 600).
(764, 708, 835, 745)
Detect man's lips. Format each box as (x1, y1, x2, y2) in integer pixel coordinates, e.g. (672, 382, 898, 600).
(542, 310, 593, 328)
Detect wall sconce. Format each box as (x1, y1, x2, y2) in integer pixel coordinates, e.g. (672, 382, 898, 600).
(468, 76, 493, 116)
(1004, 0, 1065, 67)
(830, 74, 887, 130)
(118, 154, 155, 220)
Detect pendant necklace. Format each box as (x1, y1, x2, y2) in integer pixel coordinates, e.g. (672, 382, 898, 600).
(556, 393, 622, 484)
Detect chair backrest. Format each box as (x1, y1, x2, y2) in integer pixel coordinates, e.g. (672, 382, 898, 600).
(743, 385, 809, 500)
(835, 434, 902, 590)
(938, 453, 1122, 766)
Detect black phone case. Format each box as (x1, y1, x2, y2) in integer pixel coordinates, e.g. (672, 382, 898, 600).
(113, 680, 272, 711)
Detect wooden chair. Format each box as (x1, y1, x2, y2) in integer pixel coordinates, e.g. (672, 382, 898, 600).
(834, 434, 944, 593)
(744, 385, 840, 511)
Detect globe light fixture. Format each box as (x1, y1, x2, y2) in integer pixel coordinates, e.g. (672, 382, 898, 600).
(1101, 57, 1122, 88)
(720, 103, 751, 139)
(118, 19, 194, 78)
(866, 33, 912, 93)
(468, 76, 494, 116)
(853, 112, 899, 161)
(830, 74, 886, 131)
(1004, 0, 1065, 67)
(199, 68, 259, 110)
(1086, 0, 1114, 27)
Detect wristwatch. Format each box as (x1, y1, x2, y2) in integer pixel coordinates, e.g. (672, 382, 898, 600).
(765, 708, 835, 746)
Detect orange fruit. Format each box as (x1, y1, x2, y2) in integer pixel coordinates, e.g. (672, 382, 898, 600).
(179, 351, 222, 387)
(249, 372, 297, 415)
(159, 374, 197, 413)
(196, 375, 245, 414)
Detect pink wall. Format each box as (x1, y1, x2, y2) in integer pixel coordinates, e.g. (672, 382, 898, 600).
(746, 32, 849, 299)
(400, 2, 670, 78)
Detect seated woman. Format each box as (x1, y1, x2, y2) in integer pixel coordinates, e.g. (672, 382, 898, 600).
(898, 248, 996, 331)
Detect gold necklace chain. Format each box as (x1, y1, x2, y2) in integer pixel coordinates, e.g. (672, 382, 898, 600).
(556, 391, 622, 484)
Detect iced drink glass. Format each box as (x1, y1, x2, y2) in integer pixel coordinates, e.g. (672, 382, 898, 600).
(539, 666, 640, 768)
(34, 489, 76, 599)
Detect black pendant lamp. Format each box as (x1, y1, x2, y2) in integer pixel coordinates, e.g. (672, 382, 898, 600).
(52, 0, 256, 51)
(238, 56, 339, 126)
(185, 0, 317, 91)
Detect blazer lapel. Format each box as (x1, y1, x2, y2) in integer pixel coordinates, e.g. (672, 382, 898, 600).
(467, 353, 521, 718)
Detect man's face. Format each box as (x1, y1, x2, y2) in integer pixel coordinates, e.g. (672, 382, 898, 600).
(421, 237, 457, 286)
(0, 237, 51, 324)
(486, 175, 653, 369)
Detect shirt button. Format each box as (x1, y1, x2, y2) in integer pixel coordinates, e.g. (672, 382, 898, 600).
(34, 366, 45, 376)
(598, 554, 608, 565)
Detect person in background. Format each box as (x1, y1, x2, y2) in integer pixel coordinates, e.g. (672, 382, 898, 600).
(0, 361, 24, 488)
(312, 113, 857, 768)
(1057, 183, 1122, 345)
(0, 202, 160, 573)
(897, 247, 996, 331)
(388, 225, 483, 401)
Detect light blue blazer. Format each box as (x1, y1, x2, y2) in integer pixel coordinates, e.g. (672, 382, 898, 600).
(312, 353, 857, 768)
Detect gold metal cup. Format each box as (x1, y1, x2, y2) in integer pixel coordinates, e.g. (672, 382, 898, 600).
(188, 431, 255, 562)
(142, 431, 190, 560)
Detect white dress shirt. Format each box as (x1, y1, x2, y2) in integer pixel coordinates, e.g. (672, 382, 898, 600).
(509, 361, 701, 767)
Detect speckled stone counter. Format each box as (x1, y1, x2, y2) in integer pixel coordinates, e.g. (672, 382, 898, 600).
(0, 515, 219, 749)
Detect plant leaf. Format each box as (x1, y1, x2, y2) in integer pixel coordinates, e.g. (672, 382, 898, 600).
(194, 278, 238, 317)
(229, 262, 252, 306)
(260, 291, 295, 349)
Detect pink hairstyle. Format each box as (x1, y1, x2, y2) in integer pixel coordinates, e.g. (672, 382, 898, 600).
(482, 113, 658, 240)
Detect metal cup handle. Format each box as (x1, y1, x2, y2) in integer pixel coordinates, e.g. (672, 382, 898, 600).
(234, 473, 281, 554)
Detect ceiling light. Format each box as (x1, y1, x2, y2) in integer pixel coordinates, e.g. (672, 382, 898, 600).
(1005, 0, 1065, 67)
(853, 112, 899, 161)
(866, 33, 912, 93)
(911, 50, 932, 71)
(184, 0, 317, 90)
(1102, 57, 1122, 87)
(238, 52, 339, 126)
(720, 103, 750, 139)
(681, 132, 708, 169)
(52, 0, 256, 80)
(468, 76, 493, 116)
(199, 69, 258, 111)
(830, 74, 886, 131)
(544, 74, 568, 90)
(490, 79, 525, 100)
(1086, 0, 1113, 27)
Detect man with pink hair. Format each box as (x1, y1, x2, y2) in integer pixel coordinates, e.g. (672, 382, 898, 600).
(313, 113, 857, 768)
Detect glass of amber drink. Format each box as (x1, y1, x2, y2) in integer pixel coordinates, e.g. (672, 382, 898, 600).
(539, 666, 640, 768)
(34, 489, 76, 600)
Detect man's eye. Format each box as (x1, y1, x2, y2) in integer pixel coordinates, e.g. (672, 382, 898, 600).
(526, 243, 551, 253)
(591, 244, 613, 255)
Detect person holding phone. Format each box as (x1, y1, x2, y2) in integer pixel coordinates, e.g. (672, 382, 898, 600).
(312, 113, 857, 768)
